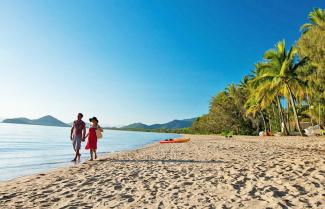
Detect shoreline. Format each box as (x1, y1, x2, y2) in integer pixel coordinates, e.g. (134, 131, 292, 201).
(1, 134, 325, 208)
(0, 137, 163, 184)
(0, 125, 180, 182)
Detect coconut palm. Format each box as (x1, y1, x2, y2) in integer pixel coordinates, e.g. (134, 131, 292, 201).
(226, 83, 247, 115)
(298, 8, 325, 126)
(248, 62, 291, 135)
(245, 95, 267, 133)
(252, 40, 307, 136)
(300, 8, 325, 32)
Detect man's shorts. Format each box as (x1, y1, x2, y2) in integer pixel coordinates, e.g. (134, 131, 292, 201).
(72, 136, 82, 151)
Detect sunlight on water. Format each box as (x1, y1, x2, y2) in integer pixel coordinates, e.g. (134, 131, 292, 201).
(0, 123, 179, 181)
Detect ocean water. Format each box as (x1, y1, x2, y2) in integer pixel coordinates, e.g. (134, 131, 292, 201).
(0, 123, 179, 181)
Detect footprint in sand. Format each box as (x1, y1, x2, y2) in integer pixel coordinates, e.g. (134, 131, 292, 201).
(114, 184, 122, 190)
(182, 181, 194, 186)
(65, 194, 74, 198)
(51, 197, 60, 202)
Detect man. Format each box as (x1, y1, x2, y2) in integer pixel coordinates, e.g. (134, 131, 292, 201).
(70, 113, 86, 162)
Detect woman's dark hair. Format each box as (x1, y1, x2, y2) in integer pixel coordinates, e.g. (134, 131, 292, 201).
(89, 117, 98, 123)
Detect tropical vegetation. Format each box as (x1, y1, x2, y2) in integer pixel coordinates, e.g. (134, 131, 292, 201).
(191, 8, 325, 136)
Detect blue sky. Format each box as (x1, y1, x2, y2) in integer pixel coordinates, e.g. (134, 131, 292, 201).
(0, 0, 323, 126)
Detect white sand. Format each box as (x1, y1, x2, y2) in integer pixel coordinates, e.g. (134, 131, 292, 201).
(0, 135, 325, 209)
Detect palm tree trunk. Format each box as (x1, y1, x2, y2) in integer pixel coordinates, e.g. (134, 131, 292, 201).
(286, 84, 305, 136)
(276, 96, 289, 135)
(286, 98, 291, 132)
(271, 104, 277, 132)
(267, 112, 272, 132)
(259, 109, 267, 132)
(306, 87, 314, 125)
(319, 103, 321, 125)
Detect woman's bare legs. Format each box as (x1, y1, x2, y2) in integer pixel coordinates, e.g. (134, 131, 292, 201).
(90, 149, 93, 161)
(94, 149, 97, 159)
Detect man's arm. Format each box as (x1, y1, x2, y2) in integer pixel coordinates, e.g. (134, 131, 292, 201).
(82, 124, 86, 140)
(70, 126, 74, 140)
(70, 121, 75, 140)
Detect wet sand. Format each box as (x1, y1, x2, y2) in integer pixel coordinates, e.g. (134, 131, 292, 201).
(0, 135, 325, 209)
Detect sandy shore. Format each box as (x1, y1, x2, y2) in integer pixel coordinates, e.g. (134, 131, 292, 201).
(0, 135, 325, 209)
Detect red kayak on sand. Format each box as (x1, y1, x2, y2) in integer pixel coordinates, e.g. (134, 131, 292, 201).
(159, 138, 190, 144)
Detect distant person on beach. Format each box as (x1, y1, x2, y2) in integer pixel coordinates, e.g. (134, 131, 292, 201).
(70, 113, 86, 162)
(85, 117, 103, 161)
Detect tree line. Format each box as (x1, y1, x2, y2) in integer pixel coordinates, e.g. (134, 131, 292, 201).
(191, 8, 325, 136)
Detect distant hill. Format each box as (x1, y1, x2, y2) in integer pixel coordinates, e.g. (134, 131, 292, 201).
(121, 118, 197, 130)
(122, 123, 150, 129)
(149, 118, 197, 129)
(3, 115, 69, 127)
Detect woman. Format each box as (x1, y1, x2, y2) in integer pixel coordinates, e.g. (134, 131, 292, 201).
(85, 117, 103, 160)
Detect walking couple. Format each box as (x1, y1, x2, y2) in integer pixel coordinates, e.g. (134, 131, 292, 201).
(70, 113, 103, 161)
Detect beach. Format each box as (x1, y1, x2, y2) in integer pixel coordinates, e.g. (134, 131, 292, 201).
(0, 135, 325, 209)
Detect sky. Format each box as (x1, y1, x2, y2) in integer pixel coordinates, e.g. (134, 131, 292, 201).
(0, 0, 323, 126)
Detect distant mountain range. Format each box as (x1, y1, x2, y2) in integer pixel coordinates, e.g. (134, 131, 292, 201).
(2, 115, 69, 127)
(121, 118, 197, 130)
(2, 115, 197, 130)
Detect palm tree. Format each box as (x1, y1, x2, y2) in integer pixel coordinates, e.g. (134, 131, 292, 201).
(245, 96, 267, 133)
(299, 8, 325, 126)
(252, 40, 307, 136)
(226, 83, 246, 115)
(300, 8, 325, 32)
(249, 63, 290, 135)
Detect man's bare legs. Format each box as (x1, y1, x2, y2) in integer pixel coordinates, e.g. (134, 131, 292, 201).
(72, 149, 80, 162)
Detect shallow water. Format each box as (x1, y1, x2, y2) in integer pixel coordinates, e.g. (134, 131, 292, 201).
(0, 123, 179, 181)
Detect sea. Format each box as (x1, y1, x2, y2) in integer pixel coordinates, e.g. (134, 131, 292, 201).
(0, 123, 179, 181)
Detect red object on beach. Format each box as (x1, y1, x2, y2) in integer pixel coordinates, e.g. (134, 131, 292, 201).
(85, 127, 97, 150)
(159, 138, 190, 144)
